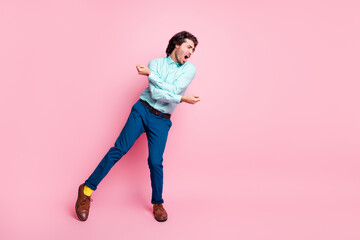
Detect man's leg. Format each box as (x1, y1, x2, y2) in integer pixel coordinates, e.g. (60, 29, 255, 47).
(145, 115, 172, 221)
(76, 100, 148, 221)
(85, 100, 146, 191)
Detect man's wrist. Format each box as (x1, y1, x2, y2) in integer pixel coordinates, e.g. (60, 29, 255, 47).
(181, 96, 187, 103)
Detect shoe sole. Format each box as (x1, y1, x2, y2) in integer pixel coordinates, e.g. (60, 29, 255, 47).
(155, 217, 168, 222)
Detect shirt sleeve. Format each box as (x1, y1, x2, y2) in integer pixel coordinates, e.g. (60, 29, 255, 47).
(149, 83, 182, 103)
(147, 60, 196, 104)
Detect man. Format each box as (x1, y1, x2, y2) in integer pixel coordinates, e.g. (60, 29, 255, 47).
(75, 31, 199, 222)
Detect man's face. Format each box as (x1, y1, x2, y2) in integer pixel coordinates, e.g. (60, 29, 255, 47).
(174, 38, 195, 65)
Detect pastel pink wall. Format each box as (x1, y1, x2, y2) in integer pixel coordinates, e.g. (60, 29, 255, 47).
(1, 0, 359, 239)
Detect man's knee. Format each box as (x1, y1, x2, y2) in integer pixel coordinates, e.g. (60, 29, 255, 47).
(147, 156, 163, 169)
(107, 146, 127, 162)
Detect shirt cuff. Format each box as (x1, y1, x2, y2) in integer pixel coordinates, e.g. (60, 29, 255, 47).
(148, 71, 157, 83)
(175, 95, 182, 104)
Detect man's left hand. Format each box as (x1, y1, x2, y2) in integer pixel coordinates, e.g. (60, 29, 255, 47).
(136, 64, 151, 76)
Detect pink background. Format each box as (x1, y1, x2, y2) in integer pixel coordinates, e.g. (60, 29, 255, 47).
(1, 0, 359, 239)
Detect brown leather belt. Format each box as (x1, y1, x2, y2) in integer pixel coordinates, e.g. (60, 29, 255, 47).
(140, 99, 171, 119)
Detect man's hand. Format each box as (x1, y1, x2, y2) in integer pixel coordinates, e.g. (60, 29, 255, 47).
(136, 64, 151, 76)
(181, 94, 200, 104)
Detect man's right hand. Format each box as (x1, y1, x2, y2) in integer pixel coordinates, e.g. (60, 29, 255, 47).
(136, 64, 151, 76)
(181, 94, 200, 104)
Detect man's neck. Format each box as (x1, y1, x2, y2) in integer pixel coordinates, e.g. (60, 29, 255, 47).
(169, 52, 178, 63)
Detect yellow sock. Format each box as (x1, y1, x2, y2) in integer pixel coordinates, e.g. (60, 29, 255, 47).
(83, 185, 93, 197)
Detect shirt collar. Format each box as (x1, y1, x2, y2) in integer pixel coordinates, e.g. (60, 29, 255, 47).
(166, 56, 181, 67)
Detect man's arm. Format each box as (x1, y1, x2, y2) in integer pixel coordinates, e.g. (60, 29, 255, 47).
(148, 83, 182, 103)
(147, 60, 182, 93)
(136, 63, 200, 104)
(148, 82, 200, 104)
(137, 60, 193, 93)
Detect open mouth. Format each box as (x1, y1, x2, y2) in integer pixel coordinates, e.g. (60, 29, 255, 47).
(184, 54, 190, 61)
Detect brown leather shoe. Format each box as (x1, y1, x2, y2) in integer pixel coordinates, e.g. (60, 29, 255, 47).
(153, 203, 168, 222)
(75, 183, 92, 221)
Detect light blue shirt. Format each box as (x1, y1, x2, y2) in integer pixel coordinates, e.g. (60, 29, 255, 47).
(139, 56, 196, 114)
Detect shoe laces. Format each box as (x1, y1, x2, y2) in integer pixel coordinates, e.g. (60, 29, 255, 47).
(154, 204, 164, 211)
(81, 196, 93, 205)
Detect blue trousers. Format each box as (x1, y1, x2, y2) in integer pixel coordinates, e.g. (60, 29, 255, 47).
(85, 99, 172, 204)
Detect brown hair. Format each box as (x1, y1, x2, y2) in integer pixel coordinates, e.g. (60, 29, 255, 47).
(166, 31, 198, 57)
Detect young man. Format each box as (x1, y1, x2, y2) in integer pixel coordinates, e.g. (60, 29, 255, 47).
(75, 31, 199, 222)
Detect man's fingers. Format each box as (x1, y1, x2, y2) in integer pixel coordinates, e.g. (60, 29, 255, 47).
(136, 65, 146, 70)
